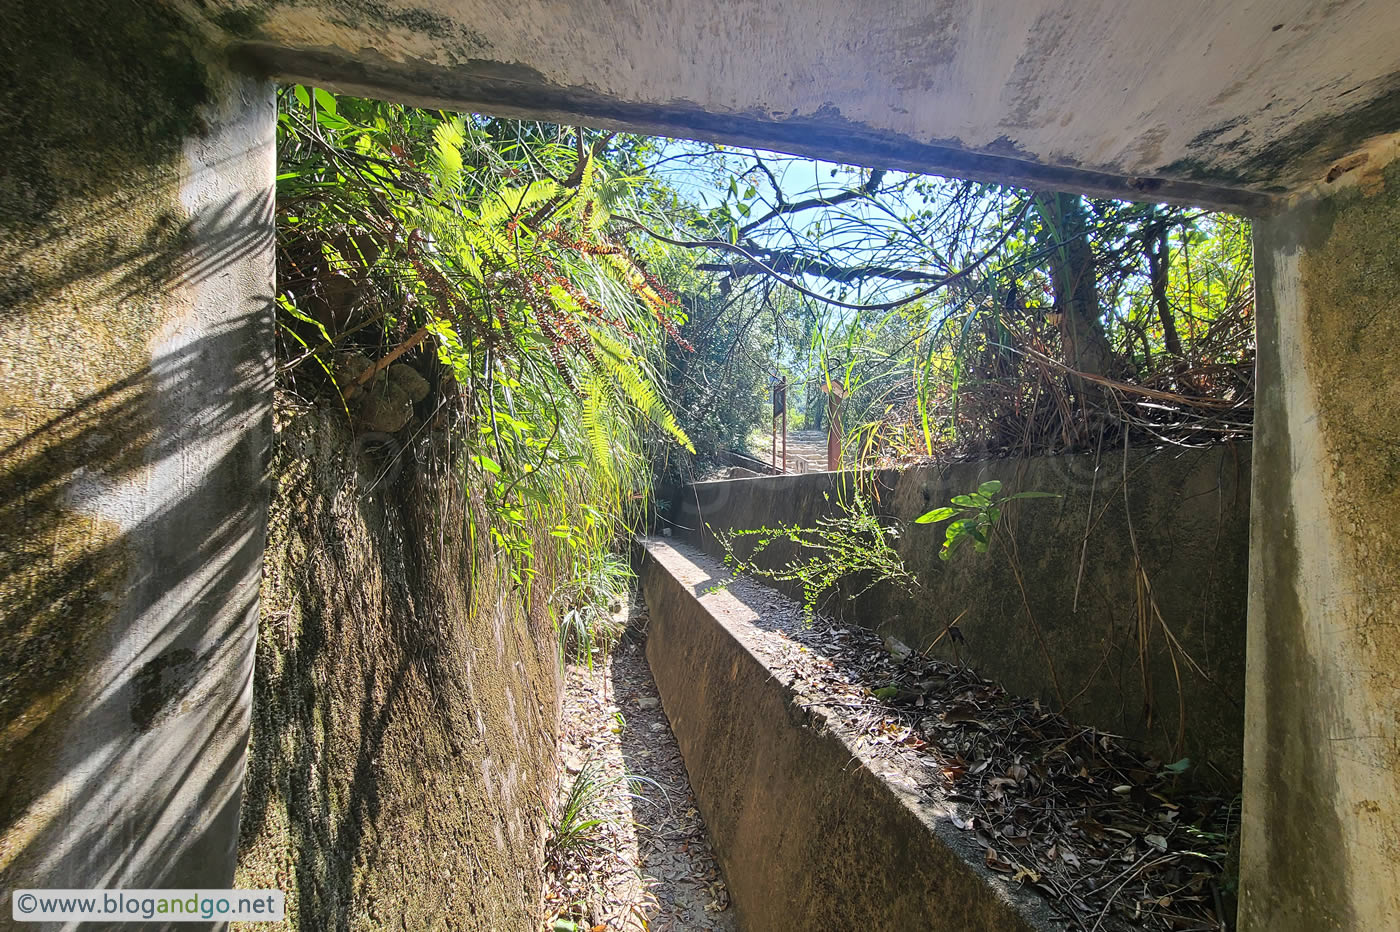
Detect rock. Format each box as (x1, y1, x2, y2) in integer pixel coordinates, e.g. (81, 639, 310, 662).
(884, 635, 913, 662)
(637, 697, 660, 710)
(387, 363, 430, 402)
(355, 364, 431, 433)
(649, 722, 667, 733)
(335, 350, 372, 385)
(565, 756, 584, 774)
(357, 381, 414, 433)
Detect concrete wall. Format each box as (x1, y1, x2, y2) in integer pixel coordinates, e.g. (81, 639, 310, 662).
(640, 537, 1056, 932)
(678, 444, 1250, 785)
(1241, 147, 1400, 931)
(234, 402, 561, 930)
(0, 0, 275, 900)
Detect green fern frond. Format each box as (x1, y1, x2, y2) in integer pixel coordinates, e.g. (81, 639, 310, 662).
(592, 331, 694, 452)
(478, 181, 560, 228)
(580, 372, 614, 471)
(430, 117, 465, 198)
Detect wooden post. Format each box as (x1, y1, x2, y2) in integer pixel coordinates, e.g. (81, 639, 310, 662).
(771, 409, 777, 470)
(826, 385, 844, 471)
(780, 381, 788, 473)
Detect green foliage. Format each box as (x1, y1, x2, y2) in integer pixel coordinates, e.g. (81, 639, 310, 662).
(717, 486, 917, 619)
(546, 762, 664, 858)
(719, 478, 1057, 618)
(546, 762, 614, 857)
(553, 554, 631, 669)
(635, 143, 1254, 463)
(914, 480, 1059, 561)
(274, 89, 698, 650)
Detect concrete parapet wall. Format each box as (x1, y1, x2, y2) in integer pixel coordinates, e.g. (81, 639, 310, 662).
(676, 445, 1250, 785)
(639, 537, 1056, 932)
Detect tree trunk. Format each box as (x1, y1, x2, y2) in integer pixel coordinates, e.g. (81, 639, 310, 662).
(1148, 221, 1184, 358)
(1037, 192, 1115, 377)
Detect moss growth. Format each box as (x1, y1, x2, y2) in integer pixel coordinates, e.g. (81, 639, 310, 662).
(233, 399, 561, 930)
(0, 0, 214, 228)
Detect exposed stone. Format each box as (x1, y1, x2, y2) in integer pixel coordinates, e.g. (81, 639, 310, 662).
(335, 350, 373, 385)
(884, 635, 913, 662)
(387, 362, 430, 402)
(357, 382, 415, 433)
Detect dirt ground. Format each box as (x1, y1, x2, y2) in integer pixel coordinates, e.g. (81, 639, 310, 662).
(541, 606, 736, 932)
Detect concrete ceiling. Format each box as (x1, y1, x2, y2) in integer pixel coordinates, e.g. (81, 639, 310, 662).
(198, 0, 1400, 212)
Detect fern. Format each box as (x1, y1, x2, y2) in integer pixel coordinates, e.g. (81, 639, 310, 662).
(592, 331, 694, 452)
(580, 372, 613, 471)
(430, 117, 465, 198)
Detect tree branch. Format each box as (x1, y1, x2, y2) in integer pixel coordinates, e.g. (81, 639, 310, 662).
(738, 167, 886, 236)
(614, 197, 1032, 313)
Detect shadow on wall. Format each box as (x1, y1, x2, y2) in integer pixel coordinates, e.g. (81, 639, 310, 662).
(233, 402, 564, 932)
(0, 187, 275, 892)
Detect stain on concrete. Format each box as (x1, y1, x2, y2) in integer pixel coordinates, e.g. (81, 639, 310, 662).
(130, 648, 199, 732)
(226, 41, 1278, 214)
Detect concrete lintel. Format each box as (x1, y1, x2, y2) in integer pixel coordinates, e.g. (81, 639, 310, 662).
(232, 41, 1278, 215)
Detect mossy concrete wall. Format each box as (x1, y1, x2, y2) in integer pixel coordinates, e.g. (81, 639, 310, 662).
(234, 401, 561, 930)
(1241, 149, 1400, 931)
(678, 444, 1250, 786)
(0, 0, 274, 896)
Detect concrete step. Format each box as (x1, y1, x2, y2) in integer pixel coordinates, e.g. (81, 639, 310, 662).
(638, 537, 1058, 932)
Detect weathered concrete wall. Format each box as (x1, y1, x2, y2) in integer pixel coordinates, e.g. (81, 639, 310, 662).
(186, 0, 1400, 211)
(233, 401, 561, 929)
(640, 537, 1056, 932)
(679, 444, 1250, 785)
(1240, 148, 1400, 931)
(0, 0, 275, 900)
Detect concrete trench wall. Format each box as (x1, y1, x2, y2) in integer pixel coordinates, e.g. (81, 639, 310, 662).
(639, 537, 1057, 932)
(677, 445, 1251, 786)
(233, 402, 561, 930)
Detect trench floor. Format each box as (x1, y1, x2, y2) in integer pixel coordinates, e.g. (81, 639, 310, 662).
(541, 607, 737, 932)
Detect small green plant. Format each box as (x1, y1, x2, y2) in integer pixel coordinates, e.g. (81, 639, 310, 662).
(716, 486, 918, 620)
(914, 480, 1058, 560)
(547, 762, 613, 857)
(552, 554, 632, 669)
(547, 762, 666, 860)
(717, 480, 1058, 619)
